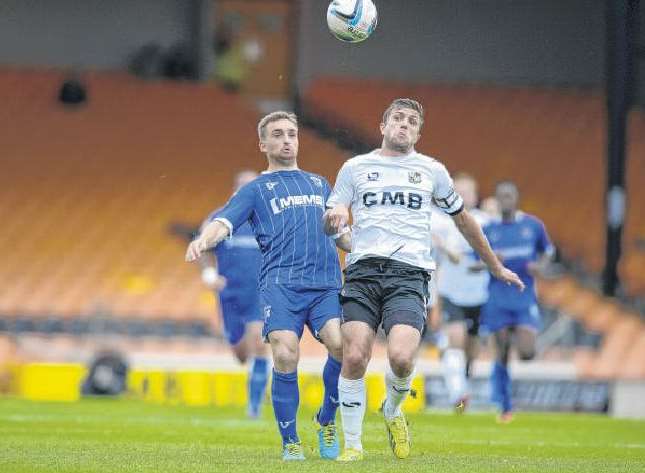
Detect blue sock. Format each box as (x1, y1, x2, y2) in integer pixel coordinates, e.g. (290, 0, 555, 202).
(317, 355, 341, 425)
(248, 357, 268, 415)
(271, 370, 299, 445)
(491, 362, 512, 413)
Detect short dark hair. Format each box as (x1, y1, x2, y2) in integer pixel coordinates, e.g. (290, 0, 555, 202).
(257, 111, 298, 140)
(382, 98, 424, 127)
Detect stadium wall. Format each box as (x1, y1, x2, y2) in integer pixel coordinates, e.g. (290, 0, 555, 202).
(0, 0, 191, 69)
(297, 0, 606, 89)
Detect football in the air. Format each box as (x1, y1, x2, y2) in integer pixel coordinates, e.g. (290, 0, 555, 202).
(327, 0, 378, 43)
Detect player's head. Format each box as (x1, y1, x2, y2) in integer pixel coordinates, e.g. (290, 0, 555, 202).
(495, 180, 519, 216)
(380, 98, 424, 154)
(234, 169, 258, 191)
(453, 172, 478, 210)
(257, 111, 299, 165)
(480, 196, 501, 219)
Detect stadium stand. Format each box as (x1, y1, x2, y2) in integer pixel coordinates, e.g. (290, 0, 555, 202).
(0, 69, 349, 338)
(1, 70, 642, 377)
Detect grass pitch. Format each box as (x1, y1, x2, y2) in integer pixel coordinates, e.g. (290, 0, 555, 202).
(1, 398, 643, 472)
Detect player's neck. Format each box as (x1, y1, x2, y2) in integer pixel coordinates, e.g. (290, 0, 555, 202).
(379, 144, 414, 157)
(265, 157, 299, 172)
(501, 210, 516, 222)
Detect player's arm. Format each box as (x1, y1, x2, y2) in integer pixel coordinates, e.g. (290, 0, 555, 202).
(186, 221, 231, 262)
(527, 219, 555, 277)
(324, 161, 354, 234)
(185, 183, 255, 262)
(431, 162, 523, 290)
(432, 234, 460, 264)
(452, 210, 525, 291)
(333, 227, 352, 252)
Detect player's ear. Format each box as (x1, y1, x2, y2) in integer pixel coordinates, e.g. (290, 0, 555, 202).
(379, 122, 385, 136)
(259, 140, 267, 153)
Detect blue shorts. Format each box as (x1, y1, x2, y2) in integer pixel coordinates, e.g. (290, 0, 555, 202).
(260, 285, 341, 341)
(219, 292, 262, 345)
(481, 298, 541, 333)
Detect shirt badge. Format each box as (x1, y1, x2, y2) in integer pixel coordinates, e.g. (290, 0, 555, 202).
(265, 181, 278, 191)
(408, 171, 422, 184)
(309, 176, 322, 187)
(367, 172, 379, 181)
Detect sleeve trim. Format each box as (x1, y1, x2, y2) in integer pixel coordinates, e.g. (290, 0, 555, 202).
(447, 203, 465, 216)
(213, 217, 234, 240)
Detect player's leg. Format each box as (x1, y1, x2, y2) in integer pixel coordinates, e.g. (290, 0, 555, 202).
(515, 303, 541, 361)
(220, 296, 249, 363)
(268, 330, 302, 458)
(481, 299, 513, 420)
(244, 320, 269, 418)
(316, 318, 342, 425)
(312, 315, 342, 460)
(439, 298, 469, 411)
(335, 263, 382, 461)
(338, 319, 376, 460)
(262, 286, 306, 460)
(491, 327, 513, 420)
(464, 306, 483, 379)
(380, 268, 427, 459)
(385, 323, 421, 412)
(516, 326, 537, 361)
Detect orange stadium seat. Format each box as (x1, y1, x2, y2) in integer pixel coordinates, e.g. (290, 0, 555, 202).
(0, 69, 349, 332)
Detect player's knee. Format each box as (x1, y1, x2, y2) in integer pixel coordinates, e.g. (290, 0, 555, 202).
(327, 342, 343, 363)
(388, 350, 415, 377)
(271, 343, 298, 371)
(343, 346, 369, 373)
(231, 344, 248, 364)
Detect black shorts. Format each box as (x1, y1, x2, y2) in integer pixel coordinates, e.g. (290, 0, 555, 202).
(440, 296, 482, 336)
(340, 257, 430, 335)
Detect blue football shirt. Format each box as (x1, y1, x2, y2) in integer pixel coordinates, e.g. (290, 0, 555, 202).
(207, 216, 261, 298)
(483, 211, 554, 309)
(213, 170, 342, 290)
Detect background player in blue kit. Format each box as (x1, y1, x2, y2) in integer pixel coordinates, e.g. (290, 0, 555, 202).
(198, 170, 268, 419)
(481, 181, 554, 423)
(186, 111, 351, 461)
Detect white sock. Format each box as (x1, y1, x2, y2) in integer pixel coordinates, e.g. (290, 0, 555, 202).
(441, 348, 467, 404)
(383, 365, 414, 420)
(338, 375, 366, 451)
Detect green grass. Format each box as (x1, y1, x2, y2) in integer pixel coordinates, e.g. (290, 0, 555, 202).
(0, 398, 644, 472)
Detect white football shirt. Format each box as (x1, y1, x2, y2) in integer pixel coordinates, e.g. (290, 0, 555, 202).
(327, 149, 464, 271)
(433, 207, 490, 306)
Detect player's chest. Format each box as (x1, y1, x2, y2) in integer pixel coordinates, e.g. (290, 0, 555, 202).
(261, 179, 326, 216)
(355, 167, 433, 210)
(488, 225, 536, 248)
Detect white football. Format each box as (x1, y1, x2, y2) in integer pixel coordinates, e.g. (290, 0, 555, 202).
(327, 0, 378, 43)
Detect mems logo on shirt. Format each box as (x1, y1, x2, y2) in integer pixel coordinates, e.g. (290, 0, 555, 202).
(270, 195, 324, 214)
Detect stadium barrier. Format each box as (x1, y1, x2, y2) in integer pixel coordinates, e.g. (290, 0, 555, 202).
(4, 363, 425, 413)
(9, 363, 645, 418)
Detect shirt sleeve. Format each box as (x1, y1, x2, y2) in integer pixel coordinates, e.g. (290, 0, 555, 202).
(432, 163, 464, 216)
(535, 218, 555, 257)
(326, 160, 355, 208)
(212, 183, 255, 236)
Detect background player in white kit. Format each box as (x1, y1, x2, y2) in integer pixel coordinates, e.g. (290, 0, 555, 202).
(324, 98, 524, 461)
(432, 173, 490, 413)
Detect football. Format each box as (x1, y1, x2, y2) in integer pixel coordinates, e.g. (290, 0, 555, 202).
(326, 0, 378, 43)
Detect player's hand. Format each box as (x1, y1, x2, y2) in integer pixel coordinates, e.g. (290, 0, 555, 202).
(186, 239, 208, 262)
(323, 205, 349, 235)
(209, 275, 227, 291)
(491, 265, 525, 291)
